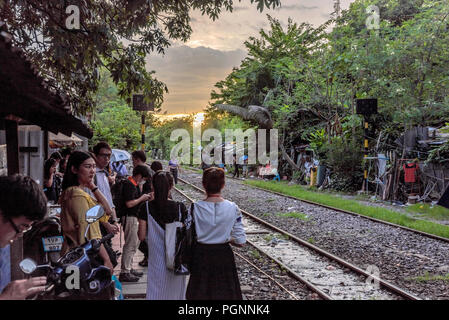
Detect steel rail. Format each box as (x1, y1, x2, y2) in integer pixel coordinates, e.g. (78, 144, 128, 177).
(239, 181, 449, 244)
(233, 250, 300, 300)
(177, 176, 421, 301)
(178, 165, 449, 244)
(173, 186, 331, 300)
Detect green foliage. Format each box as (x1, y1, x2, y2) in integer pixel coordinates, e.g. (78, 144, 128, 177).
(1, 0, 280, 115)
(322, 138, 364, 192)
(406, 203, 449, 220)
(278, 212, 309, 221)
(205, 0, 449, 190)
(245, 179, 449, 239)
(90, 103, 141, 150)
(89, 68, 143, 150)
(147, 116, 193, 160)
(426, 142, 449, 164)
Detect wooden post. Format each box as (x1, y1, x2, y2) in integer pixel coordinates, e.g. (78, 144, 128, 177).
(43, 130, 48, 160)
(141, 113, 145, 151)
(5, 120, 23, 281)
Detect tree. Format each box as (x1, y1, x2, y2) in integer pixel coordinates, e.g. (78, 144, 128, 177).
(207, 0, 449, 185)
(0, 0, 280, 115)
(147, 116, 193, 160)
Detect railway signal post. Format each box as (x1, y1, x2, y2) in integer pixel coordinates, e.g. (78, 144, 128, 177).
(132, 94, 154, 152)
(356, 98, 378, 193)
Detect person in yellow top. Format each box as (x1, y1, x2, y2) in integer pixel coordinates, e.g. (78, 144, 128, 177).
(60, 151, 114, 270)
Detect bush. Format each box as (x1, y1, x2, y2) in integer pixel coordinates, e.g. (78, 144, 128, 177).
(322, 138, 364, 192)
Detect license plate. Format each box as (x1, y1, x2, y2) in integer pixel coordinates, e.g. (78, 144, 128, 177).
(42, 236, 64, 252)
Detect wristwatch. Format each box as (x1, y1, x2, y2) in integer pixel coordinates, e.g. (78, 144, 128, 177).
(91, 187, 98, 193)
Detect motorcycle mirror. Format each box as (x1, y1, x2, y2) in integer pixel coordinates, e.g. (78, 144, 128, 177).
(86, 205, 105, 224)
(19, 258, 37, 274)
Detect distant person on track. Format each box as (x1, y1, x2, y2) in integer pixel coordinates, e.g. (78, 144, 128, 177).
(186, 167, 246, 300)
(168, 157, 180, 184)
(232, 154, 240, 178)
(137, 171, 188, 299)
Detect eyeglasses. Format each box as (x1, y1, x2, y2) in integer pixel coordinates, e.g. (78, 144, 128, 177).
(98, 153, 111, 159)
(5, 216, 32, 235)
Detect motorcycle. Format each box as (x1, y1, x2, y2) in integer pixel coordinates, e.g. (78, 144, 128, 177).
(20, 205, 119, 300)
(23, 206, 63, 276)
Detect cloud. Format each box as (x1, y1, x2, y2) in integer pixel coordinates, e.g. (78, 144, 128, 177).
(232, 6, 249, 12)
(147, 0, 356, 114)
(275, 5, 319, 11)
(147, 46, 247, 114)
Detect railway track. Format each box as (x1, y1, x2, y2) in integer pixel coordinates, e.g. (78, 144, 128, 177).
(174, 176, 421, 300)
(176, 163, 449, 244)
(173, 186, 329, 300)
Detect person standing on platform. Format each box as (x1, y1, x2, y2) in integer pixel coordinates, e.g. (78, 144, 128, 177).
(59, 147, 72, 175)
(90, 143, 120, 254)
(113, 161, 128, 178)
(0, 175, 48, 300)
(119, 165, 152, 282)
(43, 158, 61, 203)
(59, 151, 114, 269)
(137, 171, 188, 300)
(131, 150, 153, 267)
(187, 167, 246, 300)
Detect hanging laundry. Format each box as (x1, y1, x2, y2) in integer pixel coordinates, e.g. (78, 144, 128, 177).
(403, 163, 419, 183)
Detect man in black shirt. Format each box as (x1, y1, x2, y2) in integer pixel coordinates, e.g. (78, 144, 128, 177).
(131, 150, 154, 267)
(119, 165, 153, 282)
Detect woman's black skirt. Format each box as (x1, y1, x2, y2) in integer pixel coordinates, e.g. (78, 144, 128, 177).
(186, 243, 242, 300)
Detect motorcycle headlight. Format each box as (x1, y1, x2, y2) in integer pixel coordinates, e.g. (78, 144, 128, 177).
(89, 280, 100, 291)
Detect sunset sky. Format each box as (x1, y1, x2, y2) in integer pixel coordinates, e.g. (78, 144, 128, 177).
(147, 0, 355, 115)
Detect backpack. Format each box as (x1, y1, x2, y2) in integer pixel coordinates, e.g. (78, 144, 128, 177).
(113, 162, 125, 177)
(111, 177, 128, 219)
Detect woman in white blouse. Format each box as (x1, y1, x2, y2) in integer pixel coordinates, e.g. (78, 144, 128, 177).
(186, 167, 246, 300)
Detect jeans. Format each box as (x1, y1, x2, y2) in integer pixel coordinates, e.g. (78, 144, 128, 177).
(170, 168, 178, 184)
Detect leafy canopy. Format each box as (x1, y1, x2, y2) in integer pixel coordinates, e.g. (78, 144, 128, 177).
(0, 0, 280, 115)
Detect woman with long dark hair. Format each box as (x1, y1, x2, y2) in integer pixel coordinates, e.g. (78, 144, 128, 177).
(186, 167, 246, 300)
(59, 151, 114, 270)
(137, 171, 188, 300)
(43, 158, 60, 203)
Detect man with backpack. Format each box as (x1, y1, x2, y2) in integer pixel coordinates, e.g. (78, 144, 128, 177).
(119, 165, 153, 282)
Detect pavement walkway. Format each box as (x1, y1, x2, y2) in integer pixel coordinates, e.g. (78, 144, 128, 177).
(111, 227, 147, 300)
